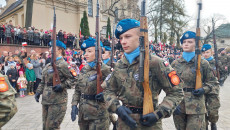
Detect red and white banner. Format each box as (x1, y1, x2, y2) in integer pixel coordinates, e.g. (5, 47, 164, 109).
(22, 42, 27, 46)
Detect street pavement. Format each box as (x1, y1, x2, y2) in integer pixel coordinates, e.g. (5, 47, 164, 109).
(2, 76, 230, 130)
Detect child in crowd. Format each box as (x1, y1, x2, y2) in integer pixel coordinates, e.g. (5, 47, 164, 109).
(25, 63, 36, 95)
(6, 62, 18, 90)
(17, 71, 27, 97)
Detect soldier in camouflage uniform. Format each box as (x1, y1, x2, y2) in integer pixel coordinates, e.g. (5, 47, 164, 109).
(102, 19, 184, 130)
(102, 46, 112, 66)
(218, 49, 230, 85)
(201, 44, 221, 129)
(172, 31, 219, 130)
(0, 73, 17, 127)
(71, 37, 111, 130)
(35, 41, 75, 130)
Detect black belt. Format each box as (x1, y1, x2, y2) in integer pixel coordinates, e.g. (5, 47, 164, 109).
(183, 88, 195, 92)
(126, 106, 143, 114)
(81, 93, 96, 100)
(47, 83, 53, 86)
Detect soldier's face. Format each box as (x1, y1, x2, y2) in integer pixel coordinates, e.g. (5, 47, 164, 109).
(119, 28, 140, 54)
(84, 47, 96, 62)
(102, 51, 110, 60)
(202, 49, 212, 59)
(182, 39, 195, 52)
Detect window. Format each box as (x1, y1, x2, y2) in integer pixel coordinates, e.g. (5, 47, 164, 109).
(88, 0, 93, 17)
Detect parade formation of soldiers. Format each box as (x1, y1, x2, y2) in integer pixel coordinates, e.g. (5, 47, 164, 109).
(1, 1, 230, 130)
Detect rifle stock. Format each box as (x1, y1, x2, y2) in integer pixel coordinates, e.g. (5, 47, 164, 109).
(195, 1, 202, 90)
(52, 7, 61, 86)
(95, 0, 103, 94)
(140, 0, 154, 115)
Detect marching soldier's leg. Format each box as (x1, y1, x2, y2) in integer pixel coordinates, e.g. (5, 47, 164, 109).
(42, 105, 48, 130)
(186, 114, 206, 130)
(88, 118, 110, 130)
(78, 120, 89, 130)
(46, 103, 67, 129)
(173, 112, 186, 130)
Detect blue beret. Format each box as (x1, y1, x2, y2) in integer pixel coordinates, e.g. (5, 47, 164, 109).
(81, 37, 103, 51)
(104, 46, 111, 51)
(180, 31, 196, 44)
(115, 19, 140, 39)
(202, 44, 212, 52)
(49, 40, 66, 49)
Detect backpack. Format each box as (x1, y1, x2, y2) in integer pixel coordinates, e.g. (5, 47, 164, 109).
(0, 74, 18, 128)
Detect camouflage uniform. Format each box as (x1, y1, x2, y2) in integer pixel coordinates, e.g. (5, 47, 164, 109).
(205, 58, 221, 126)
(36, 58, 75, 130)
(0, 73, 17, 127)
(219, 53, 230, 83)
(72, 63, 111, 130)
(171, 57, 218, 130)
(102, 55, 184, 130)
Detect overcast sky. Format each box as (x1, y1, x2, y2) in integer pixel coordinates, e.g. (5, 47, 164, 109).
(184, 0, 230, 28)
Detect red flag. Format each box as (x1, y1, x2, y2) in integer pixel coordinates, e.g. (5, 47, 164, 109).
(22, 42, 27, 46)
(108, 35, 110, 40)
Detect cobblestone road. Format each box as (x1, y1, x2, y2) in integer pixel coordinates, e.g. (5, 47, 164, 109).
(2, 76, 230, 130)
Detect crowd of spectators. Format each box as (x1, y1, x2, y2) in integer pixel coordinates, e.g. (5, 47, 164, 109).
(0, 20, 78, 48)
(0, 20, 184, 97)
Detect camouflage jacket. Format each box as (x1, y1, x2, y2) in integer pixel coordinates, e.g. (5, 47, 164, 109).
(171, 57, 218, 114)
(36, 58, 75, 105)
(72, 63, 111, 120)
(0, 74, 17, 127)
(102, 55, 184, 119)
(219, 54, 230, 68)
(208, 58, 225, 77)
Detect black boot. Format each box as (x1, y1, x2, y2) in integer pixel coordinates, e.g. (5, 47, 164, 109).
(211, 123, 217, 130)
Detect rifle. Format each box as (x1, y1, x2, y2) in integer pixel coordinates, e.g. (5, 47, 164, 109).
(212, 18, 220, 80)
(95, 0, 103, 94)
(139, 0, 154, 115)
(51, 7, 61, 87)
(195, 0, 202, 90)
(110, 23, 115, 68)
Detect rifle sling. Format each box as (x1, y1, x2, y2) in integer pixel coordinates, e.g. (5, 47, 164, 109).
(140, 29, 148, 32)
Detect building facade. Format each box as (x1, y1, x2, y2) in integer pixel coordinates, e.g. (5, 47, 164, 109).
(0, 0, 140, 37)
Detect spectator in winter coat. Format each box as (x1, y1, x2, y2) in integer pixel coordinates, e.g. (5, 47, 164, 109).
(30, 54, 42, 92)
(25, 63, 36, 95)
(6, 62, 18, 90)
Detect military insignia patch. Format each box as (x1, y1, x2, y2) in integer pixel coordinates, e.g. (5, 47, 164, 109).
(185, 33, 189, 38)
(117, 25, 123, 32)
(82, 43, 86, 48)
(134, 73, 139, 81)
(88, 74, 97, 82)
(48, 68, 54, 74)
(163, 61, 169, 67)
(105, 74, 111, 81)
(168, 71, 180, 86)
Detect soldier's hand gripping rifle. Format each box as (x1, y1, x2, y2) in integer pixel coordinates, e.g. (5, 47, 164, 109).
(51, 7, 61, 87)
(95, 0, 103, 94)
(212, 18, 220, 80)
(139, 0, 154, 115)
(195, 0, 202, 90)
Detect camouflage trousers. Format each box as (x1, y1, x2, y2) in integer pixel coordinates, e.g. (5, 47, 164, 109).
(205, 94, 220, 124)
(42, 103, 67, 130)
(173, 113, 206, 130)
(78, 118, 110, 130)
(116, 114, 162, 130)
